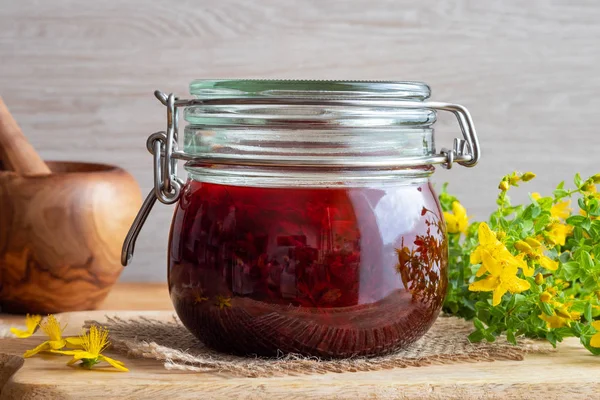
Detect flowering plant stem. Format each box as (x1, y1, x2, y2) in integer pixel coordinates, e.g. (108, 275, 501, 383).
(441, 172, 600, 354)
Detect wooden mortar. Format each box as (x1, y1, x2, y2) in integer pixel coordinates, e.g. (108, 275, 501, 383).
(0, 162, 142, 313)
(0, 97, 142, 313)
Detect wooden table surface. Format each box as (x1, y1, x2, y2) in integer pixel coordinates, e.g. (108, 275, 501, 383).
(1, 283, 600, 400)
(0, 283, 173, 325)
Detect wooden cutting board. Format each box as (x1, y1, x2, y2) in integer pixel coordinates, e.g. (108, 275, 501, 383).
(1, 310, 599, 399)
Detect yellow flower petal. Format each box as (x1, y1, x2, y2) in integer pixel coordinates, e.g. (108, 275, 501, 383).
(539, 313, 570, 329)
(469, 276, 498, 292)
(551, 200, 571, 220)
(592, 321, 600, 330)
(512, 253, 534, 277)
(51, 350, 97, 359)
(10, 314, 42, 338)
(481, 249, 502, 276)
(546, 223, 572, 247)
(503, 275, 531, 294)
(591, 333, 600, 348)
(492, 285, 509, 306)
(444, 212, 460, 233)
(23, 342, 51, 358)
(48, 339, 67, 350)
(478, 223, 497, 246)
(531, 192, 541, 201)
(99, 355, 129, 372)
(10, 327, 35, 339)
(474, 261, 488, 278)
(470, 248, 483, 266)
(539, 256, 558, 271)
(65, 337, 84, 348)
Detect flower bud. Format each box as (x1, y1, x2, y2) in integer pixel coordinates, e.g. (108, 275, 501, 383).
(521, 172, 536, 182)
(592, 173, 600, 184)
(499, 181, 510, 192)
(525, 237, 542, 248)
(496, 231, 506, 240)
(583, 184, 595, 193)
(540, 292, 552, 303)
(514, 240, 533, 254)
(535, 273, 544, 285)
(509, 174, 520, 185)
(555, 307, 571, 319)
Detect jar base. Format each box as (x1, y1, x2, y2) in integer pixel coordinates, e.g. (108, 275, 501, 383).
(173, 290, 440, 359)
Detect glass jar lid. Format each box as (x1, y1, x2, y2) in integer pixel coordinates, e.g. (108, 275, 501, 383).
(189, 79, 432, 100)
(183, 80, 439, 172)
(184, 80, 436, 128)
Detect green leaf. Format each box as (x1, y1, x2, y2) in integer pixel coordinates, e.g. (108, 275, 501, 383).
(585, 303, 593, 323)
(534, 214, 551, 231)
(560, 261, 580, 280)
(484, 330, 497, 342)
(506, 330, 517, 345)
(571, 322, 583, 336)
(473, 318, 485, 330)
(540, 302, 554, 316)
(581, 251, 594, 271)
(520, 219, 534, 232)
(578, 197, 587, 212)
(567, 215, 587, 228)
(582, 275, 598, 291)
(468, 330, 485, 343)
(575, 173, 583, 188)
(553, 188, 569, 199)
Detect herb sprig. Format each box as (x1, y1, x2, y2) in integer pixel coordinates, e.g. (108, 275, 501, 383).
(442, 172, 600, 354)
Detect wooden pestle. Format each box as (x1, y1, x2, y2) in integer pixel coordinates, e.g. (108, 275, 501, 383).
(0, 96, 51, 175)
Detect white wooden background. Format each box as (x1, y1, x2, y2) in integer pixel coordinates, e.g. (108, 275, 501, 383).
(1, 0, 599, 281)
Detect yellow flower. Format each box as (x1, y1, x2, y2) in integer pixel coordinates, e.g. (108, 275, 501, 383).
(23, 315, 83, 358)
(468, 249, 531, 306)
(10, 314, 42, 338)
(52, 325, 128, 371)
(214, 295, 232, 309)
(539, 305, 581, 329)
(583, 183, 600, 197)
(540, 292, 552, 303)
(471, 223, 530, 277)
(535, 273, 544, 285)
(591, 321, 600, 348)
(470, 223, 505, 265)
(531, 192, 542, 201)
(499, 181, 509, 191)
(545, 223, 573, 246)
(443, 201, 469, 234)
(514, 238, 558, 273)
(550, 200, 571, 220)
(539, 313, 571, 329)
(521, 172, 536, 182)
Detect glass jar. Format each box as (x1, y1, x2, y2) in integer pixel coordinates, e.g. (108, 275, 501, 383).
(123, 80, 480, 358)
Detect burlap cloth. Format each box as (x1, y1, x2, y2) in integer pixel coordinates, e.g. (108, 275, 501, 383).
(84, 315, 549, 378)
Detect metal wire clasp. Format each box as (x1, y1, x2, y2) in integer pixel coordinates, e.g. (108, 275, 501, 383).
(121, 91, 184, 266)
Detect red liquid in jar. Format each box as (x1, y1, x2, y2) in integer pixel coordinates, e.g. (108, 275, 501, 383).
(168, 180, 447, 358)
